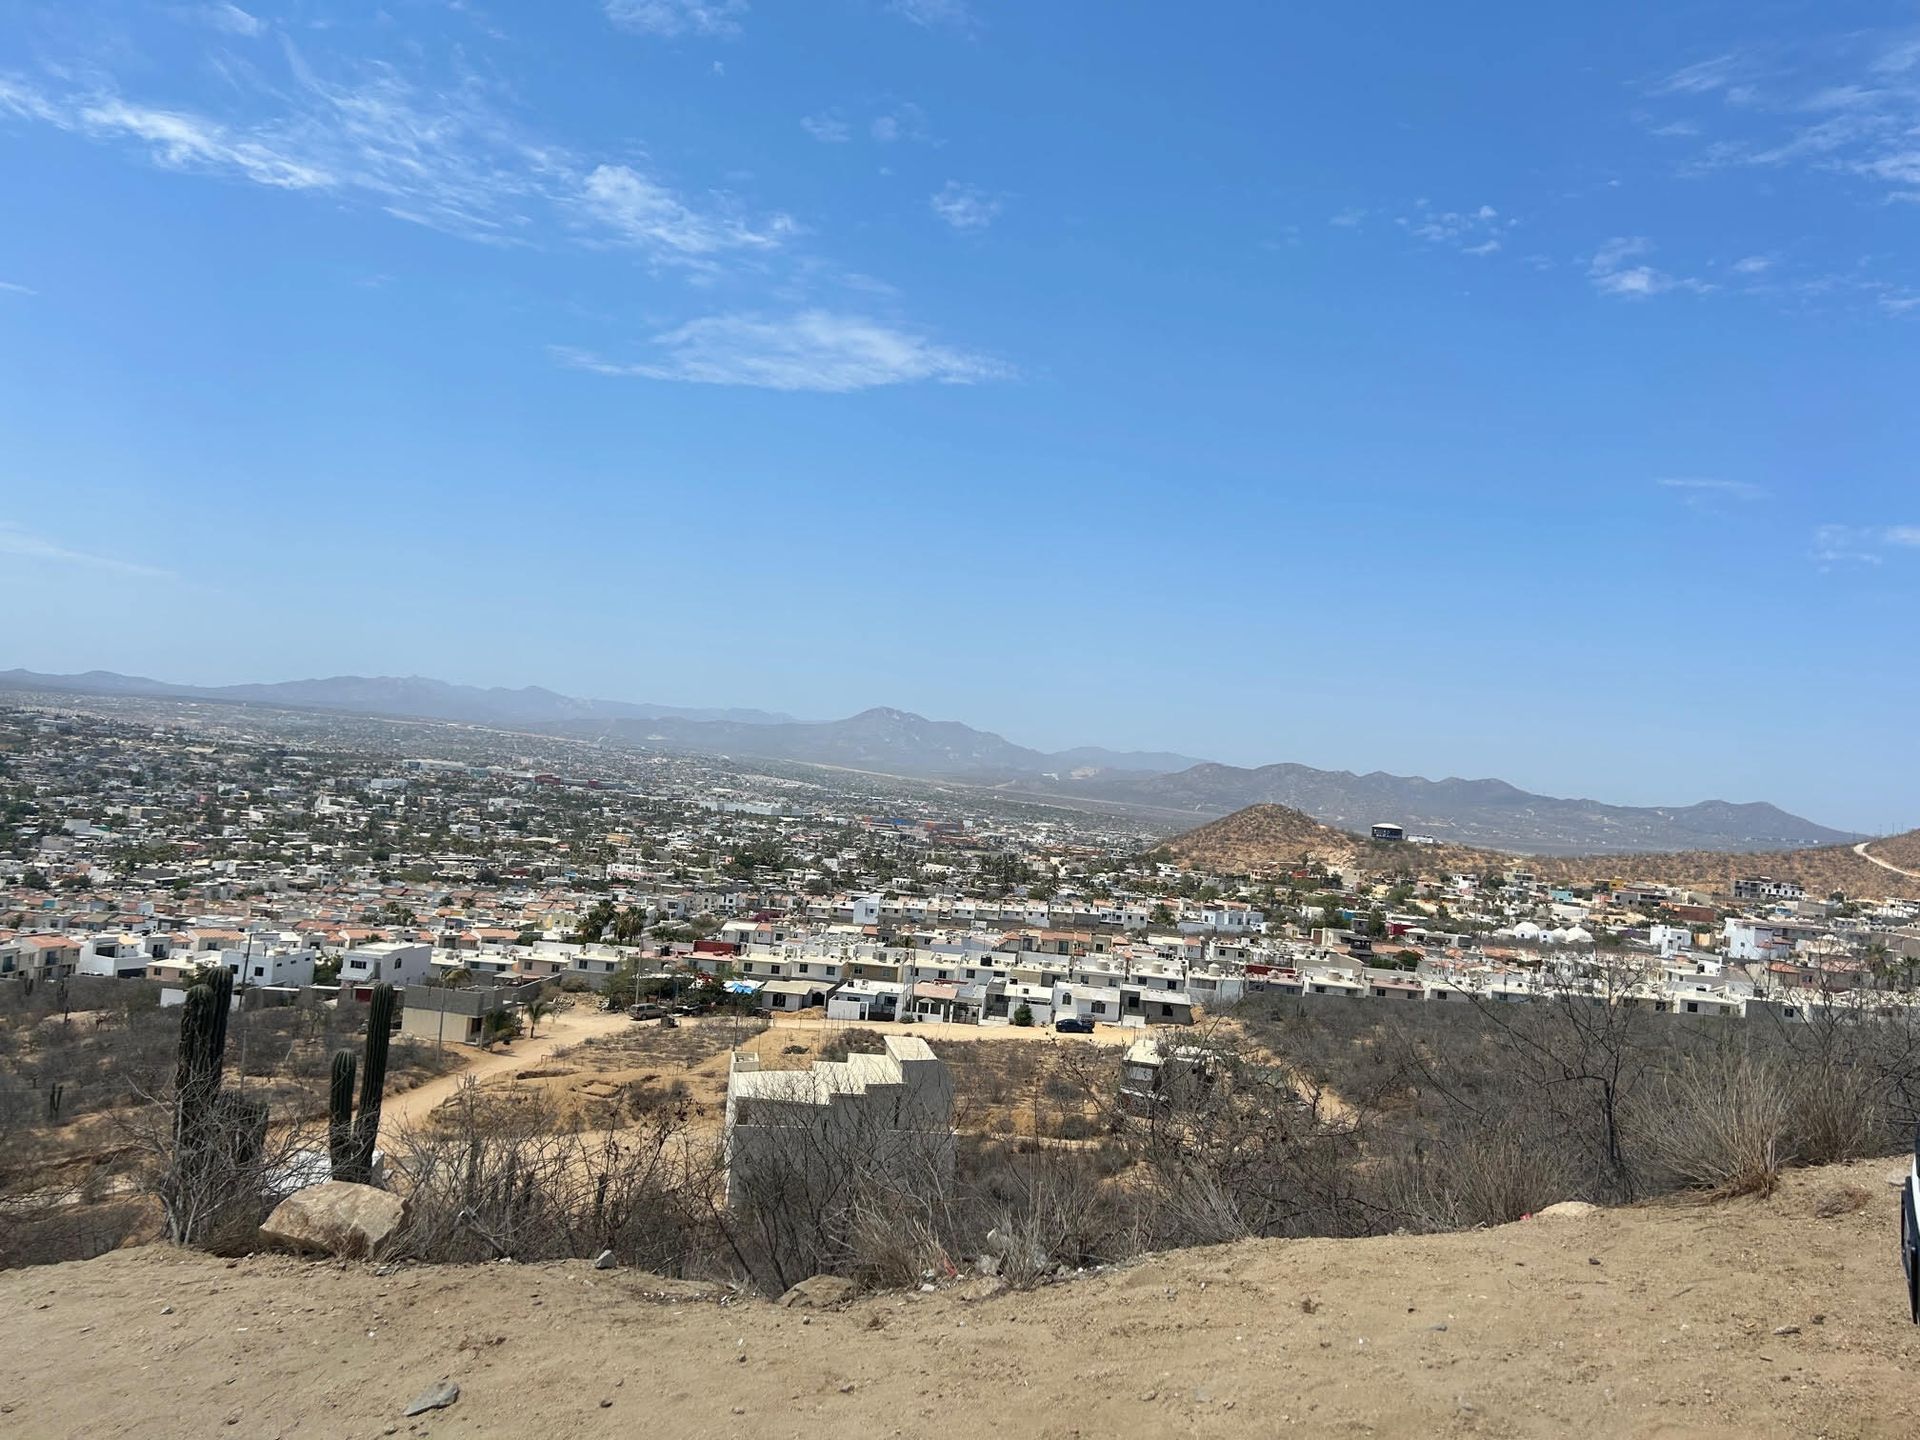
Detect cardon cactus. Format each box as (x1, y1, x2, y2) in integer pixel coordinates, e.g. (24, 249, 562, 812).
(327, 1049, 358, 1177)
(329, 982, 396, 1184)
(166, 966, 240, 1243)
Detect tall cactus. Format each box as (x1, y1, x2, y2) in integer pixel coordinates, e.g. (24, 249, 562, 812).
(330, 982, 396, 1184)
(166, 966, 240, 1244)
(327, 1049, 358, 1176)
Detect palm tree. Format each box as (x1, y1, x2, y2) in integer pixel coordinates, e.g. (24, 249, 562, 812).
(432, 967, 472, 1050)
(525, 996, 556, 1038)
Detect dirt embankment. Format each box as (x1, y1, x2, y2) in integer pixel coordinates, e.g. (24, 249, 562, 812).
(3, 1159, 1919, 1438)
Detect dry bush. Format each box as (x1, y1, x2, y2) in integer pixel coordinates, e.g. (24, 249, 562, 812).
(384, 1081, 717, 1271)
(1372, 1113, 1584, 1230)
(1786, 1059, 1885, 1166)
(0, 1197, 154, 1268)
(817, 1027, 887, 1064)
(1632, 1046, 1790, 1198)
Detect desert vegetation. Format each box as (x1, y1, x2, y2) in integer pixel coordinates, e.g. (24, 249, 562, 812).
(0, 976, 461, 1268)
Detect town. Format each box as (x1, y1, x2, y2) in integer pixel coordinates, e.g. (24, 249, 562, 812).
(5, 695, 1918, 1035)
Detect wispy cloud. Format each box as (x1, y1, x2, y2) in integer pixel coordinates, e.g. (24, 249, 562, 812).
(0, 523, 175, 580)
(1658, 477, 1766, 507)
(889, 0, 973, 29)
(1654, 53, 1754, 99)
(1811, 522, 1920, 567)
(0, 59, 795, 262)
(930, 180, 1001, 231)
(801, 111, 850, 143)
(1396, 201, 1513, 256)
(604, 0, 746, 39)
(1588, 236, 1709, 298)
(0, 280, 35, 296)
(1647, 31, 1920, 203)
(802, 101, 929, 145)
(1328, 208, 1367, 228)
(552, 311, 1008, 392)
(579, 164, 795, 265)
(177, 3, 265, 37)
(870, 101, 930, 143)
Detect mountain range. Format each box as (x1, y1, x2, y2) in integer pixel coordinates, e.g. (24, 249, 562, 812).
(1167, 804, 1920, 900)
(0, 667, 1861, 854)
(0, 669, 792, 728)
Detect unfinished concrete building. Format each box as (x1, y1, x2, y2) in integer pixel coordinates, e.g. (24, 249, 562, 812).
(723, 1034, 955, 1209)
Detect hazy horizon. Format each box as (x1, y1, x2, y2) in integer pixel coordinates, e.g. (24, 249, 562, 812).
(3, 2, 1917, 833)
(4, 659, 1906, 834)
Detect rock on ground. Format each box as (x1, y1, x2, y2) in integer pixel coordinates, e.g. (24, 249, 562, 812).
(259, 1181, 406, 1259)
(1533, 1200, 1599, 1219)
(776, 1275, 856, 1309)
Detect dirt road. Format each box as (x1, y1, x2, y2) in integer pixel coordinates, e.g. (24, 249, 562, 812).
(379, 1005, 632, 1136)
(5, 1159, 1918, 1438)
(1856, 840, 1920, 881)
(757, 1012, 1140, 1048)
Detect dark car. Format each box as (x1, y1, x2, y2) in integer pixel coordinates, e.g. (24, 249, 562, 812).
(1054, 1015, 1096, 1034)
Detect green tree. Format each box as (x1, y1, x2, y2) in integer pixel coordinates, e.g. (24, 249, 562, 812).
(524, 995, 556, 1037)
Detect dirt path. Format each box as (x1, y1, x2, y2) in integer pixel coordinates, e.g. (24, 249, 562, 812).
(3, 1159, 1917, 1438)
(1856, 840, 1920, 880)
(379, 1006, 632, 1136)
(758, 1012, 1139, 1048)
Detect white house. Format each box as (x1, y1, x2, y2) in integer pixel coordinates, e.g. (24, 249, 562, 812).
(219, 942, 317, 989)
(341, 941, 433, 991)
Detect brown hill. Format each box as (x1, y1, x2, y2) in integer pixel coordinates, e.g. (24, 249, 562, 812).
(1169, 805, 1920, 900)
(2, 1159, 1915, 1438)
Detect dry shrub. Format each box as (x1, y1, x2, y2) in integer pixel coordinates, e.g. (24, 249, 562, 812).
(1812, 1183, 1869, 1219)
(1786, 1060, 1884, 1166)
(385, 1081, 718, 1271)
(1376, 1114, 1584, 1231)
(1633, 1047, 1790, 1198)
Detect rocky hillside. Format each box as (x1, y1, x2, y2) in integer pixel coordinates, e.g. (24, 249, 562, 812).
(1059, 762, 1856, 854)
(1168, 805, 1920, 900)
(1, 1160, 1913, 1438)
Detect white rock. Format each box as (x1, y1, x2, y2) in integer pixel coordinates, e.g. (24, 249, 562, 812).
(259, 1181, 406, 1260)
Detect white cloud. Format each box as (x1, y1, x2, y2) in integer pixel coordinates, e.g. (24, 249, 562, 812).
(604, 0, 746, 38)
(1656, 53, 1747, 97)
(580, 164, 794, 262)
(1658, 476, 1758, 510)
(870, 102, 929, 143)
(1397, 201, 1513, 255)
(0, 61, 801, 261)
(889, 0, 973, 28)
(1650, 33, 1920, 206)
(552, 311, 1008, 392)
(1588, 236, 1708, 298)
(1811, 522, 1920, 567)
(76, 96, 333, 190)
(930, 180, 1001, 231)
(0, 280, 35, 296)
(801, 112, 850, 143)
(0, 523, 175, 580)
(1328, 208, 1366, 228)
(180, 3, 265, 36)
(1731, 255, 1773, 275)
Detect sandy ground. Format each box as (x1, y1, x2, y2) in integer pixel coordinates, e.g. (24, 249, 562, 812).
(378, 1006, 634, 1136)
(3, 1159, 1918, 1439)
(387, 1010, 1152, 1138)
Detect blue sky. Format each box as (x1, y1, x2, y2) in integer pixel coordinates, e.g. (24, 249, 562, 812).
(2, 1, 1918, 831)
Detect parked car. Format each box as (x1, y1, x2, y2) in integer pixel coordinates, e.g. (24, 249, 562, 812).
(627, 1002, 667, 1021)
(1054, 1015, 1095, 1034)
